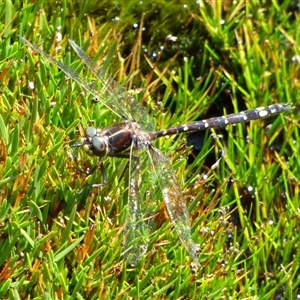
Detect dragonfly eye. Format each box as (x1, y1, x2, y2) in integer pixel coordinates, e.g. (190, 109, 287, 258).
(92, 136, 107, 156)
(86, 127, 97, 138)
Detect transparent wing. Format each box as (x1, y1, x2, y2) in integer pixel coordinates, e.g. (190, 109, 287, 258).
(21, 37, 154, 131)
(21, 37, 126, 120)
(123, 145, 160, 266)
(69, 40, 155, 131)
(147, 145, 199, 267)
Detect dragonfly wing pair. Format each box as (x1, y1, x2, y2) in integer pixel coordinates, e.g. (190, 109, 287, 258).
(124, 143, 199, 266)
(21, 37, 154, 131)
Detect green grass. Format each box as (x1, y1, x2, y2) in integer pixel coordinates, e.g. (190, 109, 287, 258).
(0, 0, 299, 299)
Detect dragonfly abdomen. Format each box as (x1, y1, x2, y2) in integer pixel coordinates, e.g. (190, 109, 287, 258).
(151, 103, 292, 139)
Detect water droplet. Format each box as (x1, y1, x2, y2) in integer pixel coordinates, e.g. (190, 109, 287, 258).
(56, 31, 62, 43)
(28, 81, 34, 90)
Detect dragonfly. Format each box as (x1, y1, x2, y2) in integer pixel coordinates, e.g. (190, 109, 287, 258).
(21, 37, 293, 267)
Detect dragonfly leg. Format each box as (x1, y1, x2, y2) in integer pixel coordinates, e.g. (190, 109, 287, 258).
(72, 145, 107, 192)
(72, 143, 105, 176)
(80, 155, 140, 192)
(76, 160, 107, 194)
(90, 160, 108, 187)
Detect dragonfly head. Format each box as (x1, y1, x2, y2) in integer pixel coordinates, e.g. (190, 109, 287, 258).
(73, 127, 108, 157)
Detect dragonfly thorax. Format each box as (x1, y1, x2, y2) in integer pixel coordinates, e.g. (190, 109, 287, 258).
(77, 122, 151, 158)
